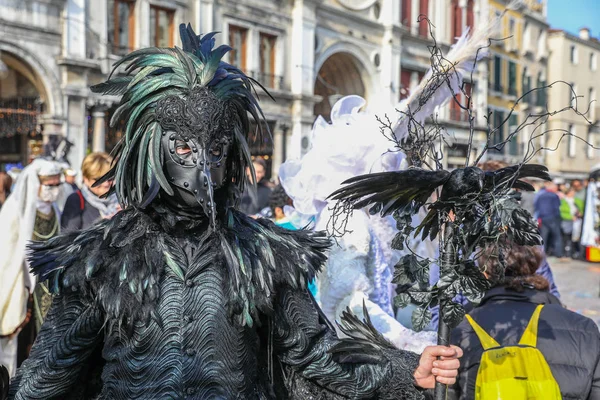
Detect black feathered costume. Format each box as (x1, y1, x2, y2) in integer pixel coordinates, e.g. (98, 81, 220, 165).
(9, 25, 427, 399)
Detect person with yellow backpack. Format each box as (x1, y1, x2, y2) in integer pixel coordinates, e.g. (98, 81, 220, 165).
(449, 241, 600, 399)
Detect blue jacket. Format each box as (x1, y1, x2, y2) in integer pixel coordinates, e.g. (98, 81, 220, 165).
(535, 190, 561, 220)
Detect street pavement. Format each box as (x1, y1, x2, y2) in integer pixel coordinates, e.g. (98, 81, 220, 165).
(550, 256, 600, 326)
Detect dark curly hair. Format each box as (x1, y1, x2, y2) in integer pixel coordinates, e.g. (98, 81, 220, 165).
(478, 241, 549, 292)
(269, 184, 292, 214)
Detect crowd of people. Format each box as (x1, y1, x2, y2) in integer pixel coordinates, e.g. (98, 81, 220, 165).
(532, 179, 587, 260)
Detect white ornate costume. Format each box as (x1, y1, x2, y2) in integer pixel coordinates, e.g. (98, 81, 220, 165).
(0, 159, 62, 376)
(280, 24, 492, 352)
(280, 96, 436, 352)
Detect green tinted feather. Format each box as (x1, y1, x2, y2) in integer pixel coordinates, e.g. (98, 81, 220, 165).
(90, 76, 133, 96)
(164, 250, 185, 280)
(174, 46, 197, 88)
(148, 121, 174, 196)
(110, 47, 178, 76)
(136, 127, 154, 202)
(128, 66, 161, 88)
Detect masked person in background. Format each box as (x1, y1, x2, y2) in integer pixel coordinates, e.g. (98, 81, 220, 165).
(61, 152, 120, 231)
(0, 158, 63, 377)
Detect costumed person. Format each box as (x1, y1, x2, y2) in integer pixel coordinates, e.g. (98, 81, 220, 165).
(279, 19, 495, 352)
(61, 152, 120, 231)
(9, 25, 461, 399)
(64, 168, 78, 191)
(0, 158, 63, 378)
(280, 95, 437, 352)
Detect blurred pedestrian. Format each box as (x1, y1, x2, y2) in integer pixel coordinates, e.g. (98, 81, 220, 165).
(450, 242, 600, 400)
(0, 171, 12, 210)
(269, 184, 294, 229)
(0, 159, 63, 377)
(61, 152, 120, 231)
(239, 157, 272, 216)
(535, 181, 564, 258)
(572, 179, 587, 203)
(63, 168, 78, 190)
(560, 187, 584, 258)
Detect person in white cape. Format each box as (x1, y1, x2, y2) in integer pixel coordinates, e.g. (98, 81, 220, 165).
(279, 21, 495, 352)
(279, 96, 437, 353)
(0, 158, 63, 377)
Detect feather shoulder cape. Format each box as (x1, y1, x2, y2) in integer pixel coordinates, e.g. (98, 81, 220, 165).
(27, 207, 330, 330)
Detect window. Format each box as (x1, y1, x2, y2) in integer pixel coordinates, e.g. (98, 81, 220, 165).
(466, 0, 474, 30)
(488, 110, 505, 154)
(108, 0, 135, 54)
(568, 124, 576, 158)
(588, 131, 595, 159)
(418, 0, 429, 38)
(228, 25, 247, 71)
(590, 87, 596, 120)
(537, 29, 547, 59)
(450, 82, 472, 122)
(570, 45, 578, 64)
(400, 69, 412, 100)
(522, 68, 533, 103)
(149, 5, 174, 47)
(451, 0, 462, 41)
(591, 52, 597, 71)
(399, 68, 424, 100)
(493, 56, 502, 92)
(508, 18, 516, 50)
(570, 83, 577, 108)
(401, 0, 412, 27)
(536, 73, 546, 106)
(508, 114, 518, 155)
(508, 61, 517, 96)
(259, 33, 277, 88)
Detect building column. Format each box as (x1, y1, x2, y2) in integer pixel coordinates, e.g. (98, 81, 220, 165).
(66, 96, 88, 171)
(379, 0, 401, 106)
(289, 0, 319, 159)
(92, 107, 107, 153)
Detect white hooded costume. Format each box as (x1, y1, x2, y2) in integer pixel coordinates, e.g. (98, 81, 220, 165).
(0, 158, 63, 376)
(280, 96, 437, 352)
(279, 23, 494, 352)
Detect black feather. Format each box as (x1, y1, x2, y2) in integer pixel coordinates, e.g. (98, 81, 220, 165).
(329, 302, 395, 365)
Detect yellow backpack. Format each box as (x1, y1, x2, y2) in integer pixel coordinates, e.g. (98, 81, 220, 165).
(465, 304, 562, 399)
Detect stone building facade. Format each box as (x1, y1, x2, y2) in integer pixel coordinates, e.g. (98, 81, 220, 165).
(0, 0, 496, 177)
(0, 0, 194, 172)
(546, 28, 600, 178)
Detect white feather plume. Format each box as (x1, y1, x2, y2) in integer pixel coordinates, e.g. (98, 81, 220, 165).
(393, 14, 502, 141)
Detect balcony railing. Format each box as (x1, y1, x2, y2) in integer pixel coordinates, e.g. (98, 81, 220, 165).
(0, 0, 61, 32)
(249, 71, 287, 91)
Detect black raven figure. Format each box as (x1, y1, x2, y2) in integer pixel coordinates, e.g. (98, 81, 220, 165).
(329, 164, 550, 247)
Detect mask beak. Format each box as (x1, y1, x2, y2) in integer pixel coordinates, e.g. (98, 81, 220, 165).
(195, 161, 216, 227)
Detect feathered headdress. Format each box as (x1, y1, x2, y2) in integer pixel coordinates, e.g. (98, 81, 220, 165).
(91, 24, 270, 208)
